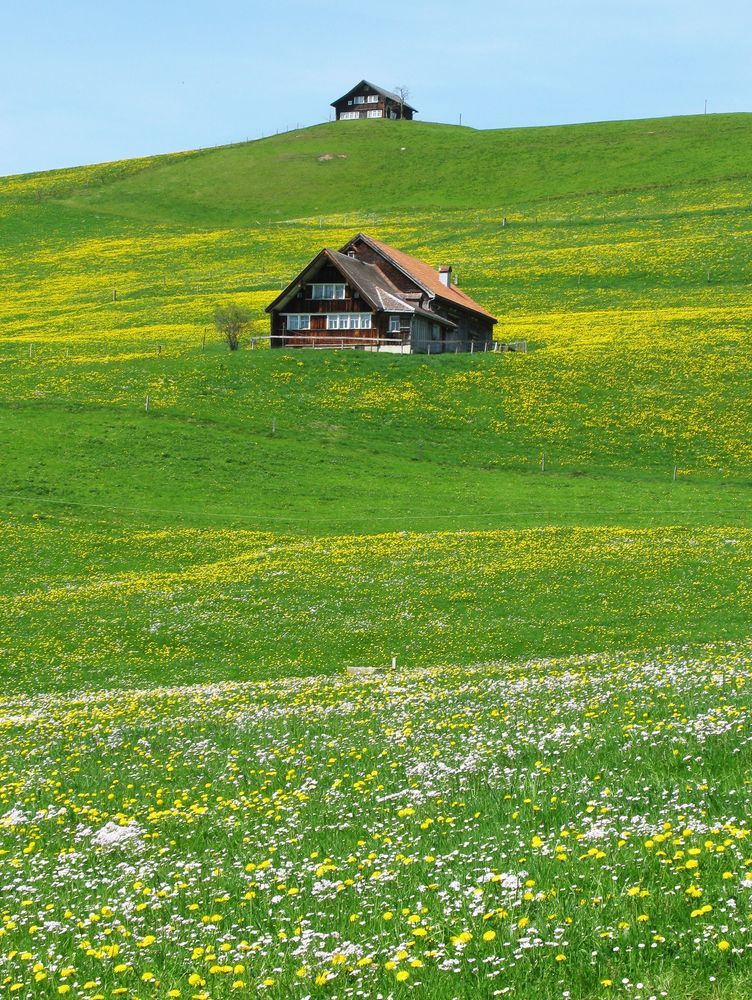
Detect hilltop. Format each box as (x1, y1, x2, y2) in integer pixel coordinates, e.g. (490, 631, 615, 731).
(5, 114, 752, 224)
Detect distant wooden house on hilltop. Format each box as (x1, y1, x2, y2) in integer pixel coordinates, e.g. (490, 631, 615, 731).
(332, 81, 417, 121)
(266, 234, 496, 353)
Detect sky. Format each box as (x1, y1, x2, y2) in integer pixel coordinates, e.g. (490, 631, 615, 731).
(2, 0, 752, 176)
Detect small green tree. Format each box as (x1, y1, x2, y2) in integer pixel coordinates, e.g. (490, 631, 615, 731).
(214, 303, 251, 351)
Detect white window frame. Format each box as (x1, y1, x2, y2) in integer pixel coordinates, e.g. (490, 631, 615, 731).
(367, 94, 379, 103)
(284, 314, 310, 331)
(326, 313, 372, 331)
(388, 315, 402, 333)
(340, 111, 358, 120)
(353, 95, 365, 105)
(366, 110, 383, 118)
(310, 283, 346, 300)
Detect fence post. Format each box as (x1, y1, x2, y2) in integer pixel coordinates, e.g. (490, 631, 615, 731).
(541, 451, 546, 472)
(272, 417, 276, 435)
(672, 464, 677, 482)
(145, 395, 150, 412)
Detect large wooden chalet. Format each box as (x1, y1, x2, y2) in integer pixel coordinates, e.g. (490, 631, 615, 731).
(266, 234, 497, 353)
(332, 81, 417, 121)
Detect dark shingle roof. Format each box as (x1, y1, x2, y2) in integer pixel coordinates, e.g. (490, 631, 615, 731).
(326, 251, 413, 313)
(331, 80, 418, 113)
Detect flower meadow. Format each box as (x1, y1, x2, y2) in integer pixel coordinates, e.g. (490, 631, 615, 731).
(2, 644, 752, 999)
(3, 117, 752, 999)
(2, 125, 752, 476)
(1, 519, 751, 694)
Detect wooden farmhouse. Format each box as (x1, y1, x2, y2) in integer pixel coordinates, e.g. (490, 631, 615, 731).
(266, 234, 497, 353)
(331, 81, 417, 121)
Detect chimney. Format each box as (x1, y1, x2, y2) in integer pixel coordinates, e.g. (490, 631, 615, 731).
(439, 265, 452, 287)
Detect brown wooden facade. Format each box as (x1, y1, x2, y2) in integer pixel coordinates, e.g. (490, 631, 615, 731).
(266, 235, 497, 353)
(331, 80, 416, 121)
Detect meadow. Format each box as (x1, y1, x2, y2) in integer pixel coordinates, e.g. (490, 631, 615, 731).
(1, 114, 752, 997)
(2, 644, 752, 999)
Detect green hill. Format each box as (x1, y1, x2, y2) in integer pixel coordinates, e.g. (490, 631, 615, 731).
(1, 114, 751, 692)
(5, 112, 752, 1000)
(25, 114, 752, 223)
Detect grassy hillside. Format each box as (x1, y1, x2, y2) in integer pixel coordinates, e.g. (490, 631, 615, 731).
(3, 113, 752, 999)
(1, 114, 751, 693)
(34, 115, 752, 222)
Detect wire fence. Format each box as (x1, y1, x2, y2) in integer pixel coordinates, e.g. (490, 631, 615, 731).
(1, 336, 530, 359)
(251, 335, 527, 354)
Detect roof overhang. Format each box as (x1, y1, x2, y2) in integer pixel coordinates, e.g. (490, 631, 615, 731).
(414, 308, 457, 329)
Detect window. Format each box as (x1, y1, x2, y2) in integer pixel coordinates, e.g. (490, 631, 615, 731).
(366, 110, 382, 118)
(326, 313, 372, 330)
(340, 111, 359, 120)
(310, 283, 346, 300)
(353, 95, 365, 105)
(284, 314, 310, 331)
(367, 94, 379, 103)
(388, 315, 402, 333)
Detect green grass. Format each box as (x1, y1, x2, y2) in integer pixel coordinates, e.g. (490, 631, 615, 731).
(2, 645, 752, 998)
(2, 515, 751, 694)
(2, 112, 752, 997)
(1, 114, 751, 684)
(50, 115, 752, 223)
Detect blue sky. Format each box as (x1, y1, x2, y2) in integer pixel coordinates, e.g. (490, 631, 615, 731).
(2, 0, 751, 176)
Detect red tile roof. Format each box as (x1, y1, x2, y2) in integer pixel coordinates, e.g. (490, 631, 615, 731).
(357, 234, 497, 322)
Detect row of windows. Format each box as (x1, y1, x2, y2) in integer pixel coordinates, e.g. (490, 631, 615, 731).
(310, 283, 346, 299)
(283, 313, 374, 331)
(284, 314, 407, 333)
(340, 110, 383, 120)
(327, 313, 373, 330)
(349, 95, 379, 105)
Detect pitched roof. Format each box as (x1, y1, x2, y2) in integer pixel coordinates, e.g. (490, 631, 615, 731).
(327, 251, 413, 313)
(265, 247, 415, 315)
(266, 238, 492, 328)
(344, 234, 497, 322)
(331, 80, 418, 113)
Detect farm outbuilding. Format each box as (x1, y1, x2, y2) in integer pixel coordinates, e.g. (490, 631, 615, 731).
(266, 234, 497, 353)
